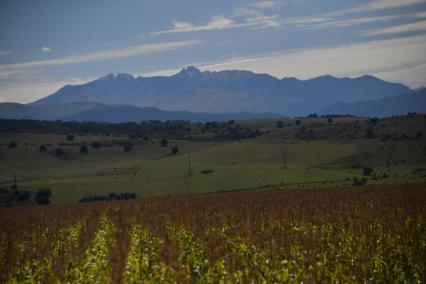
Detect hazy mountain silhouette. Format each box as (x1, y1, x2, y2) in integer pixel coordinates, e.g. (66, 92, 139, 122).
(0, 102, 282, 123)
(321, 88, 426, 117)
(32, 67, 410, 116)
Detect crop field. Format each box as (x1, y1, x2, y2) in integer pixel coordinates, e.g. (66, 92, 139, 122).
(0, 183, 425, 283)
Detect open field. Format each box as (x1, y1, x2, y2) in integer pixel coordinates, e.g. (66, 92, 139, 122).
(1, 183, 425, 283)
(1, 115, 426, 204)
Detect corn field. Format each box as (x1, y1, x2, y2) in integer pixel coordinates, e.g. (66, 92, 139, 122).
(1, 184, 425, 283)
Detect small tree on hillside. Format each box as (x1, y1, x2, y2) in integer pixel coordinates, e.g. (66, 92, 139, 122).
(80, 145, 88, 154)
(39, 145, 47, 153)
(160, 138, 168, 147)
(55, 148, 64, 156)
(34, 188, 52, 205)
(171, 146, 179, 154)
(9, 141, 18, 148)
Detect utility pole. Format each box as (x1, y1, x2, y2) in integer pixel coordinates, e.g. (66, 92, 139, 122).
(188, 151, 191, 175)
(13, 173, 17, 189)
(282, 147, 287, 169)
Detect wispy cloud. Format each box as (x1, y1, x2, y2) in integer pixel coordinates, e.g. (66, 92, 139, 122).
(194, 35, 426, 87)
(0, 50, 12, 55)
(327, 0, 426, 16)
(364, 19, 426, 36)
(154, 4, 280, 35)
(154, 16, 236, 34)
(252, 1, 278, 9)
(0, 40, 201, 78)
(41, 46, 52, 52)
(286, 8, 426, 31)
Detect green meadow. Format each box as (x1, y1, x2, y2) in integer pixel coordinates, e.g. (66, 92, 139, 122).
(1, 115, 425, 204)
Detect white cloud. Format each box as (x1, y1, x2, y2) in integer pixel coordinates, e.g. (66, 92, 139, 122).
(154, 14, 280, 35)
(326, 0, 425, 17)
(363, 20, 426, 36)
(252, 1, 277, 9)
(154, 16, 235, 34)
(286, 8, 426, 30)
(154, 5, 280, 35)
(302, 15, 404, 30)
(41, 46, 52, 52)
(0, 50, 12, 55)
(356, 0, 425, 12)
(0, 40, 202, 79)
(193, 35, 426, 88)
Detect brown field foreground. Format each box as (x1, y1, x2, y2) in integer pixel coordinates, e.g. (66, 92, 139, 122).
(0, 184, 425, 283)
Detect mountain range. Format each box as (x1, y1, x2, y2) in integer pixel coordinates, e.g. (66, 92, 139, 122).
(321, 88, 426, 117)
(1, 66, 424, 122)
(32, 66, 409, 116)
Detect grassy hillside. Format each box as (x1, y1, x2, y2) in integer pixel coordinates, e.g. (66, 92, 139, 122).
(0, 114, 425, 205)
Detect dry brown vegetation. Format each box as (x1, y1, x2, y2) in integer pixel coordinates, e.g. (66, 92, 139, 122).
(1, 183, 425, 283)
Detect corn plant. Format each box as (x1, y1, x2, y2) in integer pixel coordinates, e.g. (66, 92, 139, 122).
(168, 226, 238, 283)
(122, 224, 174, 283)
(65, 217, 115, 283)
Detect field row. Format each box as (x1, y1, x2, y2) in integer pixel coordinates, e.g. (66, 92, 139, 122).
(1, 184, 425, 283)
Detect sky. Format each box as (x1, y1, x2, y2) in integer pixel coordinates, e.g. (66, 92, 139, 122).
(1, 0, 426, 103)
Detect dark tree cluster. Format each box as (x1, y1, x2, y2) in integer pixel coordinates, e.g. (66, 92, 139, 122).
(34, 188, 52, 205)
(79, 192, 136, 203)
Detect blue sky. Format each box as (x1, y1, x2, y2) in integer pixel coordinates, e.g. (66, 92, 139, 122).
(1, 0, 426, 103)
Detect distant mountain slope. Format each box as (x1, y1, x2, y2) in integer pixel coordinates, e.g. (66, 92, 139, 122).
(321, 88, 426, 117)
(32, 67, 410, 116)
(0, 102, 282, 123)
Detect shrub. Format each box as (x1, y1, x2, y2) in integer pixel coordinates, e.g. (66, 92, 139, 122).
(295, 120, 301, 125)
(352, 177, 368, 186)
(171, 146, 179, 154)
(327, 117, 333, 124)
(34, 188, 52, 205)
(55, 148, 64, 156)
(160, 139, 168, 147)
(276, 121, 284, 128)
(9, 141, 18, 148)
(123, 143, 133, 152)
(201, 169, 215, 175)
(66, 134, 74, 141)
(80, 145, 88, 154)
(16, 191, 31, 201)
(366, 129, 376, 139)
(91, 141, 101, 149)
(363, 166, 373, 176)
(39, 145, 47, 152)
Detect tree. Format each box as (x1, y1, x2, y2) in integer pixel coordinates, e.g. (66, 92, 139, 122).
(80, 145, 88, 154)
(327, 118, 333, 124)
(123, 143, 133, 152)
(34, 188, 52, 205)
(366, 129, 376, 139)
(55, 148, 64, 156)
(90, 141, 101, 149)
(160, 138, 168, 147)
(276, 121, 284, 128)
(171, 146, 179, 154)
(9, 141, 18, 148)
(415, 131, 423, 139)
(66, 134, 74, 141)
(295, 120, 301, 125)
(39, 145, 47, 153)
(363, 166, 373, 176)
